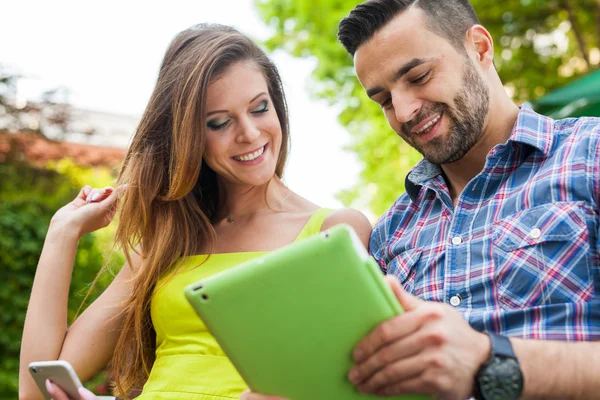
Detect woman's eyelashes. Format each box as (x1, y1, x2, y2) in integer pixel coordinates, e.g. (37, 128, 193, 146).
(207, 100, 269, 131)
(207, 118, 230, 131)
(251, 100, 269, 114)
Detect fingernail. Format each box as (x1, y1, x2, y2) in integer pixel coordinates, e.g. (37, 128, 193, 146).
(90, 191, 103, 202)
(83, 186, 92, 196)
(348, 369, 360, 383)
(45, 379, 54, 394)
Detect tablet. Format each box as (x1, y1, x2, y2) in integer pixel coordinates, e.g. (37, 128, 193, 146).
(184, 224, 430, 400)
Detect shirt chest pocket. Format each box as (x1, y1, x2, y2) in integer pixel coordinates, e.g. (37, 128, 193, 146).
(386, 247, 423, 294)
(492, 202, 594, 310)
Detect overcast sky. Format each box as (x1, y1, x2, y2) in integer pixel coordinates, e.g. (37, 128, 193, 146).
(1, 0, 366, 213)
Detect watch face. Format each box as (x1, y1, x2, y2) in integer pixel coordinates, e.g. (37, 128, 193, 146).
(478, 357, 523, 400)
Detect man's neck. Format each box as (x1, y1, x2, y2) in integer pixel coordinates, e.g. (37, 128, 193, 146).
(441, 101, 520, 205)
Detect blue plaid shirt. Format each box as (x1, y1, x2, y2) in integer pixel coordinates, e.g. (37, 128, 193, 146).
(371, 106, 600, 340)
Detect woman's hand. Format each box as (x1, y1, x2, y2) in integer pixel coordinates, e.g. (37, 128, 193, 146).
(45, 379, 98, 400)
(50, 185, 124, 238)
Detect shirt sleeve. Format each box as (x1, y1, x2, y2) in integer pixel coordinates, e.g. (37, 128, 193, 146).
(369, 213, 391, 274)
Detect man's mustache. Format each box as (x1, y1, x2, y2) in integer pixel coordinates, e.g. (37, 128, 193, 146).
(402, 103, 448, 135)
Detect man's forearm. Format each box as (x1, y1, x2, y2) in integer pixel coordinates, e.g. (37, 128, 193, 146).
(512, 338, 599, 400)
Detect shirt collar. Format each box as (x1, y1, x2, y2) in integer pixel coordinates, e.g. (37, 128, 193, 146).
(404, 104, 555, 202)
(508, 103, 555, 156)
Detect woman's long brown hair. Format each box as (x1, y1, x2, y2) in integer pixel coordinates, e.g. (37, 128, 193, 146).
(110, 24, 289, 397)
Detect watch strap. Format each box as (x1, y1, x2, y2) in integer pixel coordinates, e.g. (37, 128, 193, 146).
(487, 332, 518, 361)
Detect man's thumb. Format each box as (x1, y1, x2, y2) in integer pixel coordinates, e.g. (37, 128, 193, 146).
(385, 275, 422, 312)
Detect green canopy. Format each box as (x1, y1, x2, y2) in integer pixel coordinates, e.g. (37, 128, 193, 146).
(533, 68, 600, 118)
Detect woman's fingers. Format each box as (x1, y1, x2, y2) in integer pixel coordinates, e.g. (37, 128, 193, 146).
(86, 187, 112, 204)
(85, 184, 127, 204)
(78, 387, 99, 400)
(46, 379, 99, 400)
(45, 379, 69, 400)
(76, 185, 93, 202)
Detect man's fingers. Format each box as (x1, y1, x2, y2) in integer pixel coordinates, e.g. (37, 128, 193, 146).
(349, 321, 429, 384)
(374, 372, 437, 398)
(386, 275, 423, 312)
(352, 303, 441, 363)
(356, 354, 427, 394)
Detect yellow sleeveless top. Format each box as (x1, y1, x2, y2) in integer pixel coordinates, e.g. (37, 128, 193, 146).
(139, 208, 333, 399)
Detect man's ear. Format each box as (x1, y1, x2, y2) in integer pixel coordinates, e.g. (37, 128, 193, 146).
(465, 25, 494, 70)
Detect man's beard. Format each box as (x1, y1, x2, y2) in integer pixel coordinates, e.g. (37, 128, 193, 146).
(400, 58, 490, 165)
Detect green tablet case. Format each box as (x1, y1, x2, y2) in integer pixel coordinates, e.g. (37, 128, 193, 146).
(184, 224, 431, 400)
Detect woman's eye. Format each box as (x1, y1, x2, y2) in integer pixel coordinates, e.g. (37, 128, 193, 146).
(411, 71, 431, 85)
(207, 119, 230, 131)
(251, 100, 269, 114)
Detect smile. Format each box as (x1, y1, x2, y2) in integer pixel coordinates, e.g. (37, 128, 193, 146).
(233, 145, 266, 162)
(415, 113, 442, 135)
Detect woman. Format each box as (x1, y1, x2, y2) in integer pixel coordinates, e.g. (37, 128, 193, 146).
(19, 23, 371, 400)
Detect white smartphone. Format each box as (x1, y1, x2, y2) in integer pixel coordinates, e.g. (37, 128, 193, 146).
(29, 360, 83, 400)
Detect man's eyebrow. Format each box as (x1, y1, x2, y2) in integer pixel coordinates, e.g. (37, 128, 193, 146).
(366, 57, 434, 98)
(392, 58, 432, 82)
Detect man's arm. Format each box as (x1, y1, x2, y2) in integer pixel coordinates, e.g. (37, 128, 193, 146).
(513, 338, 599, 400)
(349, 277, 600, 400)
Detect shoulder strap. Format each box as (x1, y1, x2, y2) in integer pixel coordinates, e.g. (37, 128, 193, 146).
(294, 208, 334, 242)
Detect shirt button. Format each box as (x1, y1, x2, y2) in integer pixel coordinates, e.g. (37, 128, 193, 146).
(530, 228, 541, 239)
(450, 295, 462, 307)
(451, 236, 463, 245)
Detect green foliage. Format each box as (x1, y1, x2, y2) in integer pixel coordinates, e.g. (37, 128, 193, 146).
(0, 161, 121, 398)
(255, 0, 600, 216)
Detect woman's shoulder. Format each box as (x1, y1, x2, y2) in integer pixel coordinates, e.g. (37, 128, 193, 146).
(321, 208, 372, 249)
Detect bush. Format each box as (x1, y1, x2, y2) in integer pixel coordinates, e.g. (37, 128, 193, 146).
(0, 160, 121, 399)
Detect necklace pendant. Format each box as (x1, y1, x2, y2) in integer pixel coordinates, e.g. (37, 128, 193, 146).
(226, 217, 234, 223)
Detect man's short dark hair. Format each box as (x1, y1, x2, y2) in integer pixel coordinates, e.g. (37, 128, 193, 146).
(338, 0, 480, 56)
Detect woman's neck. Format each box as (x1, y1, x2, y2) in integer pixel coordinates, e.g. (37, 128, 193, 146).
(215, 178, 290, 222)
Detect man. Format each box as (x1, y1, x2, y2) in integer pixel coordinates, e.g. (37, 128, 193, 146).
(244, 0, 600, 399)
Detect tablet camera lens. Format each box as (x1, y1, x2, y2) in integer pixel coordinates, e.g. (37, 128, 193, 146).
(31, 367, 37, 373)
(202, 294, 209, 300)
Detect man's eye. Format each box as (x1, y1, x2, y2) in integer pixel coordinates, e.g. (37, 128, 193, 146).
(412, 71, 431, 85)
(381, 97, 392, 109)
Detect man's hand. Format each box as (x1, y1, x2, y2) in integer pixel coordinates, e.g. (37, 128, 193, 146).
(348, 276, 491, 400)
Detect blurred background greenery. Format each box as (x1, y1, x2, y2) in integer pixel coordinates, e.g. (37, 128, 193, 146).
(1, 0, 599, 398)
(0, 151, 123, 397)
(256, 0, 600, 215)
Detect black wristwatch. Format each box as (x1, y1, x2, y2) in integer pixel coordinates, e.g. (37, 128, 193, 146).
(474, 333, 523, 400)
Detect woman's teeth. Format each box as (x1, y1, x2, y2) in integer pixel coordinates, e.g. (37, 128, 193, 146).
(416, 114, 442, 135)
(234, 145, 265, 162)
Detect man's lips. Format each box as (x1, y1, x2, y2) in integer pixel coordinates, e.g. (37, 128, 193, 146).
(410, 113, 443, 135)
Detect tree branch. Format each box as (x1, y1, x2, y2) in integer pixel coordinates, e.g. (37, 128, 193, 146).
(564, 0, 590, 67)
(596, 0, 600, 63)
